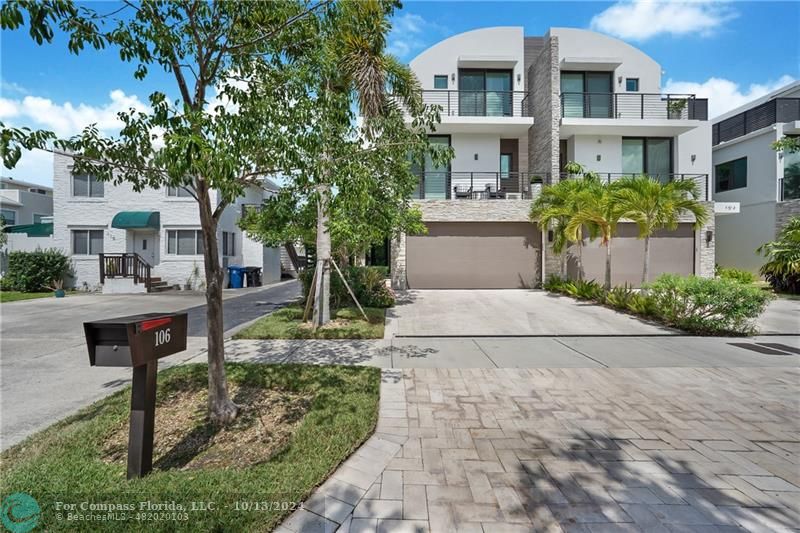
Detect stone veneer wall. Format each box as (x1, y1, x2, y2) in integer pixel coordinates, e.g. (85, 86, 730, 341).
(390, 232, 407, 290)
(528, 35, 561, 284)
(776, 199, 800, 233)
(697, 201, 716, 278)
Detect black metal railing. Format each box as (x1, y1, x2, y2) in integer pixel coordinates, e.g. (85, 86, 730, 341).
(99, 253, 151, 286)
(780, 174, 800, 201)
(404, 90, 531, 118)
(559, 172, 710, 201)
(411, 171, 709, 202)
(714, 98, 800, 145)
(560, 93, 707, 121)
(412, 171, 548, 200)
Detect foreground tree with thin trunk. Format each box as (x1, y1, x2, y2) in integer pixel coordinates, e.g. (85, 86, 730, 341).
(1, 0, 326, 423)
(613, 175, 708, 285)
(242, 0, 445, 326)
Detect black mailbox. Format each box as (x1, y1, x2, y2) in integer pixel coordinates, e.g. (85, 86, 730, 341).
(84, 312, 188, 479)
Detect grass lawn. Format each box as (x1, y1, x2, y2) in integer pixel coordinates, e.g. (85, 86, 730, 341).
(234, 305, 385, 339)
(0, 290, 54, 302)
(0, 363, 380, 532)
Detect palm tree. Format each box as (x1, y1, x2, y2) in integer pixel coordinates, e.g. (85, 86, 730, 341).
(564, 180, 621, 290)
(311, 0, 424, 327)
(530, 175, 598, 279)
(614, 175, 708, 285)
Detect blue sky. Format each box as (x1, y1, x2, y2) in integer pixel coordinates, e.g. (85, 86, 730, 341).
(1, 0, 798, 186)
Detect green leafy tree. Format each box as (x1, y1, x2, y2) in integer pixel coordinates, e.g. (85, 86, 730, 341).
(530, 165, 599, 280)
(614, 175, 708, 285)
(771, 136, 800, 153)
(0, 0, 328, 423)
(242, 0, 444, 327)
(757, 216, 800, 294)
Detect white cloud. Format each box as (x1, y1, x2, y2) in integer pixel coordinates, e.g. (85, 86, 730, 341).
(663, 74, 796, 118)
(1, 90, 148, 185)
(590, 0, 737, 41)
(387, 13, 448, 60)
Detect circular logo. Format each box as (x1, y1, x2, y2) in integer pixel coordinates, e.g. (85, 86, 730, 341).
(1, 493, 40, 533)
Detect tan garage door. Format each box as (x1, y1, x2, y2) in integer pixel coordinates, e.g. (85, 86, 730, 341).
(407, 222, 540, 289)
(574, 223, 695, 286)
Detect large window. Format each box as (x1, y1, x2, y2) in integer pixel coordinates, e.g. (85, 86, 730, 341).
(1, 209, 16, 225)
(72, 229, 104, 255)
(783, 139, 800, 200)
(167, 186, 194, 198)
(433, 75, 448, 89)
(459, 70, 512, 117)
(72, 174, 104, 197)
(412, 135, 451, 199)
(715, 157, 747, 193)
(561, 72, 613, 118)
(622, 138, 673, 180)
(166, 229, 204, 255)
(222, 231, 236, 256)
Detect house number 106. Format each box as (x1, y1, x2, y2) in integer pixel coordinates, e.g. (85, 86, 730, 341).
(155, 328, 171, 346)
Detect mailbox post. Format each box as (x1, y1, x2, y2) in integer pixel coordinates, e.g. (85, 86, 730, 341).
(84, 312, 188, 479)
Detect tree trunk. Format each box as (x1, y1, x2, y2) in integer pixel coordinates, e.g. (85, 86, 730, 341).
(197, 183, 238, 425)
(642, 235, 651, 287)
(313, 183, 332, 327)
(604, 238, 612, 290)
(576, 241, 583, 282)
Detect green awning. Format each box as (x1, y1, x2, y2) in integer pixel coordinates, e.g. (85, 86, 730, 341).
(111, 211, 160, 230)
(3, 223, 53, 237)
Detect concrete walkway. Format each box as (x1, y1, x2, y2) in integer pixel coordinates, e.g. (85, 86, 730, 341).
(280, 366, 800, 532)
(390, 290, 678, 336)
(225, 335, 800, 369)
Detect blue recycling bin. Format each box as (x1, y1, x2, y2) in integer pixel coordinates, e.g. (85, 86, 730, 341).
(227, 266, 245, 289)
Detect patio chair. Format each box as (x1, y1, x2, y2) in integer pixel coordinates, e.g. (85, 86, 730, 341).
(453, 185, 472, 199)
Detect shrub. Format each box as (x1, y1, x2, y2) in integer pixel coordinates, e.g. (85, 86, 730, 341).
(3, 249, 70, 292)
(299, 265, 394, 308)
(543, 274, 567, 292)
(626, 293, 658, 317)
(604, 284, 635, 309)
(757, 217, 800, 294)
(715, 265, 757, 284)
(573, 279, 603, 300)
(646, 274, 773, 335)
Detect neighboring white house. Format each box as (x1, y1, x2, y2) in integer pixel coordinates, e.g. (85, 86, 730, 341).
(712, 81, 800, 273)
(390, 26, 714, 289)
(0, 177, 56, 259)
(52, 153, 281, 293)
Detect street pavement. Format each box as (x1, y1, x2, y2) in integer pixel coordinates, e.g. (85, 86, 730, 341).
(0, 280, 300, 450)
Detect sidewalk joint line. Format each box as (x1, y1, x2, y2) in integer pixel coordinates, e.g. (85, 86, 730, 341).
(554, 338, 609, 368)
(472, 339, 499, 368)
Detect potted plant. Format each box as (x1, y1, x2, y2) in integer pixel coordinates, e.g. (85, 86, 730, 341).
(668, 98, 687, 119)
(49, 279, 66, 298)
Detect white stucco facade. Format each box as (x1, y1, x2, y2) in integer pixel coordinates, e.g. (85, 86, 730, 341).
(52, 153, 281, 291)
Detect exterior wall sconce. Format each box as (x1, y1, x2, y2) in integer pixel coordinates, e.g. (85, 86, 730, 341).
(705, 230, 713, 245)
(474, 153, 479, 160)
(517, 73, 521, 84)
(617, 76, 622, 84)
(596, 154, 602, 161)
(451, 73, 455, 82)
(548, 230, 554, 242)
(691, 154, 696, 163)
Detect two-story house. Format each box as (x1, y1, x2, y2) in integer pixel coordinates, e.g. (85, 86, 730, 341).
(391, 26, 715, 289)
(52, 153, 281, 293)
(712, 81, 800, 273)
(0, 177, 56, 259)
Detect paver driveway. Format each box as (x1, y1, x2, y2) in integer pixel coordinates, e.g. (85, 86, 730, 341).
(282, 366, 800, 532)
(390, 290, 676, 337)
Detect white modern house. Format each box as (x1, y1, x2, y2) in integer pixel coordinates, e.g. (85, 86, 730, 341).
(52, 153, 281, 293)
(391, 26, 714, 289)
(712, 81, 800, 273)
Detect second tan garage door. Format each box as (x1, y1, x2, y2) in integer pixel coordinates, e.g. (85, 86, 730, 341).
(406, 222, 540, 289)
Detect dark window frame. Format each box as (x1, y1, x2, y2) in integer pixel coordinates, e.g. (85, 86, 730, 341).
(626, 78, 639, 92)
(71, 229, 104, 255)
(621, 137, 674, 176)
(166, 229, 204, 255)
(715, 156, 748, 193)
(433, 75, 448, 89)
(500, 152, 513, 179)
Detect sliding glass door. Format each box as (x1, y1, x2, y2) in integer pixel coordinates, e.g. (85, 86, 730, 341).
(423, 136, 450, 199)
(459, 70, 512, 117)
(622, 138, 673, 182)
(560, 72, 613, 118)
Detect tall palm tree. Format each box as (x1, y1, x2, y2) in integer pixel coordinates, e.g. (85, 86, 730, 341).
(614, 175, 708, 285)
(311, 0, 424, 327)
(530, 175, 598, 279)
(564, 180, 621, 290)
